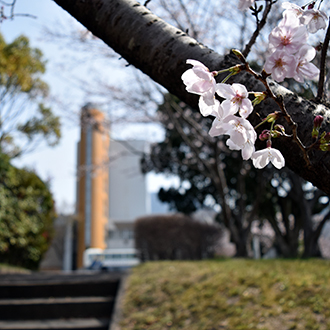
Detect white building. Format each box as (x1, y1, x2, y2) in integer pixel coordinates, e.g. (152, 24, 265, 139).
(107, 139, 151, 249)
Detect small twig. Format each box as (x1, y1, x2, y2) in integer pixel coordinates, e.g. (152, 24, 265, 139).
(242, 0, 273, 58)
(5, 13, 37, 20)
(177, 0, 198, 39)
(144, 0, 151, 7)
(318, 0, 324, 10)
(0, 0, 15, 6)
(316, 17, 330, 102)
(0, 0, 37, 22)
(168, 99, 213, 146)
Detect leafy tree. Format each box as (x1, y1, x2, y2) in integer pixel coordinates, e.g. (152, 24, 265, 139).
(0, 33, 61, 157)
(0, 153, 56, 269)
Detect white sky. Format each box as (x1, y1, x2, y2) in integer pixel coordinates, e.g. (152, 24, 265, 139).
(1, 0, 178, 214)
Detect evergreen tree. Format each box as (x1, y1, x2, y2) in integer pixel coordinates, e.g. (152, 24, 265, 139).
(0, 153, 56, 269)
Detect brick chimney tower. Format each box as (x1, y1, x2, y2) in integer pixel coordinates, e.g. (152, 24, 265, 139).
(76, 104, 110, 268)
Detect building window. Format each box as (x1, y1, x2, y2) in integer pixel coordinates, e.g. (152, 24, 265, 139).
(121, 230, 134, 240)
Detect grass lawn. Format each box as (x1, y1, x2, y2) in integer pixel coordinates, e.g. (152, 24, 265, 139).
(120, 259, 330, 330)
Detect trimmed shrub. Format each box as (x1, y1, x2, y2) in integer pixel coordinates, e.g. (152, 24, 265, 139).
(134, 214, 222, 261)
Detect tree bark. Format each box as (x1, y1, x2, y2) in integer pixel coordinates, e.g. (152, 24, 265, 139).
(54, 0, 330, 194)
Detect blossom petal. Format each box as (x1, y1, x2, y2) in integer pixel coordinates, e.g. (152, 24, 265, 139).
(239, 98, 253, 118)
(222, 99, 239, 116)
(226, 139, 240, 151)
(270, 148, 285, 169)
(298, 44, 316, 62)
(241, 140, 255, 160)
(199, 96, 222, 117)
(215, 83, 236, 99)
(299, 62, 319, 80)
(232, 83, 248, 98)
(251, 149, 270, 169)
(209, 118, 225, 137)
(186, 59, 209, 70)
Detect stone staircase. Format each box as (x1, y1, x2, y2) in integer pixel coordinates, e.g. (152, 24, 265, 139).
(0, 272, 122, 330)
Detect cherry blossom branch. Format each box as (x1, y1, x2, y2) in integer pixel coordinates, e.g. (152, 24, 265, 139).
(242, 0, 274, 58)
(316, 17, 330, 102)
(234, 50, 312, 167)
(180, 2, 329, 171)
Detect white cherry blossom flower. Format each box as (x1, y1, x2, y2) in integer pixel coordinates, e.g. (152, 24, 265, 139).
(216, 83, 253, 119)
(251, 147, 285, 169)
(264, 49, 297, 82)
(300, 9, 328, 33)
(238, 0, 255, 11)
(209, 115, 256, 156)
(268, 24, 308, 54)
(181, 59, 216, 99)
(282, 2, 304, 24)
(293, 45, 319, 82)
(226, 126, 256, 160)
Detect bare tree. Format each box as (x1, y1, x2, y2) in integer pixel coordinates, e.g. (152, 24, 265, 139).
(49, 0, 330, 197)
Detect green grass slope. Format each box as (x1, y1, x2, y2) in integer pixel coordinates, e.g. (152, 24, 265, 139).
(120, 259, 330, 330)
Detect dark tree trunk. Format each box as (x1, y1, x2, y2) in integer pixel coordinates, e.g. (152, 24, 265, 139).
(275, 234, 300, 258)
(233, 227, 249, 257)
(303, 232, 322, 258)
(288, 173, 325, 258)
(302, 215, 329, 258)
(235, 240, 249, 257)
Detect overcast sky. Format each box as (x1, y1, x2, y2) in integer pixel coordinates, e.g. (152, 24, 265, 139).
(1, 0, 178, 214)
(1, 1, 81, 213)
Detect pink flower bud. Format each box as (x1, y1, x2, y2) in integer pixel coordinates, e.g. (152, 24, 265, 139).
(232, 49, 246, 63)
(314, 115, 324, 128)
(266, 112, 280, 123)
(252, 92, 267, 106)
(312, 115, 324, 138)
(315, 43, 323, 52)
(259, 130, 270, 141)
(308, 2, 315, 10)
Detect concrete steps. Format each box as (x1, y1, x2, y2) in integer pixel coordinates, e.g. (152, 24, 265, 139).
(0, 272, 122, 330)
(0, 318, 109, 330)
